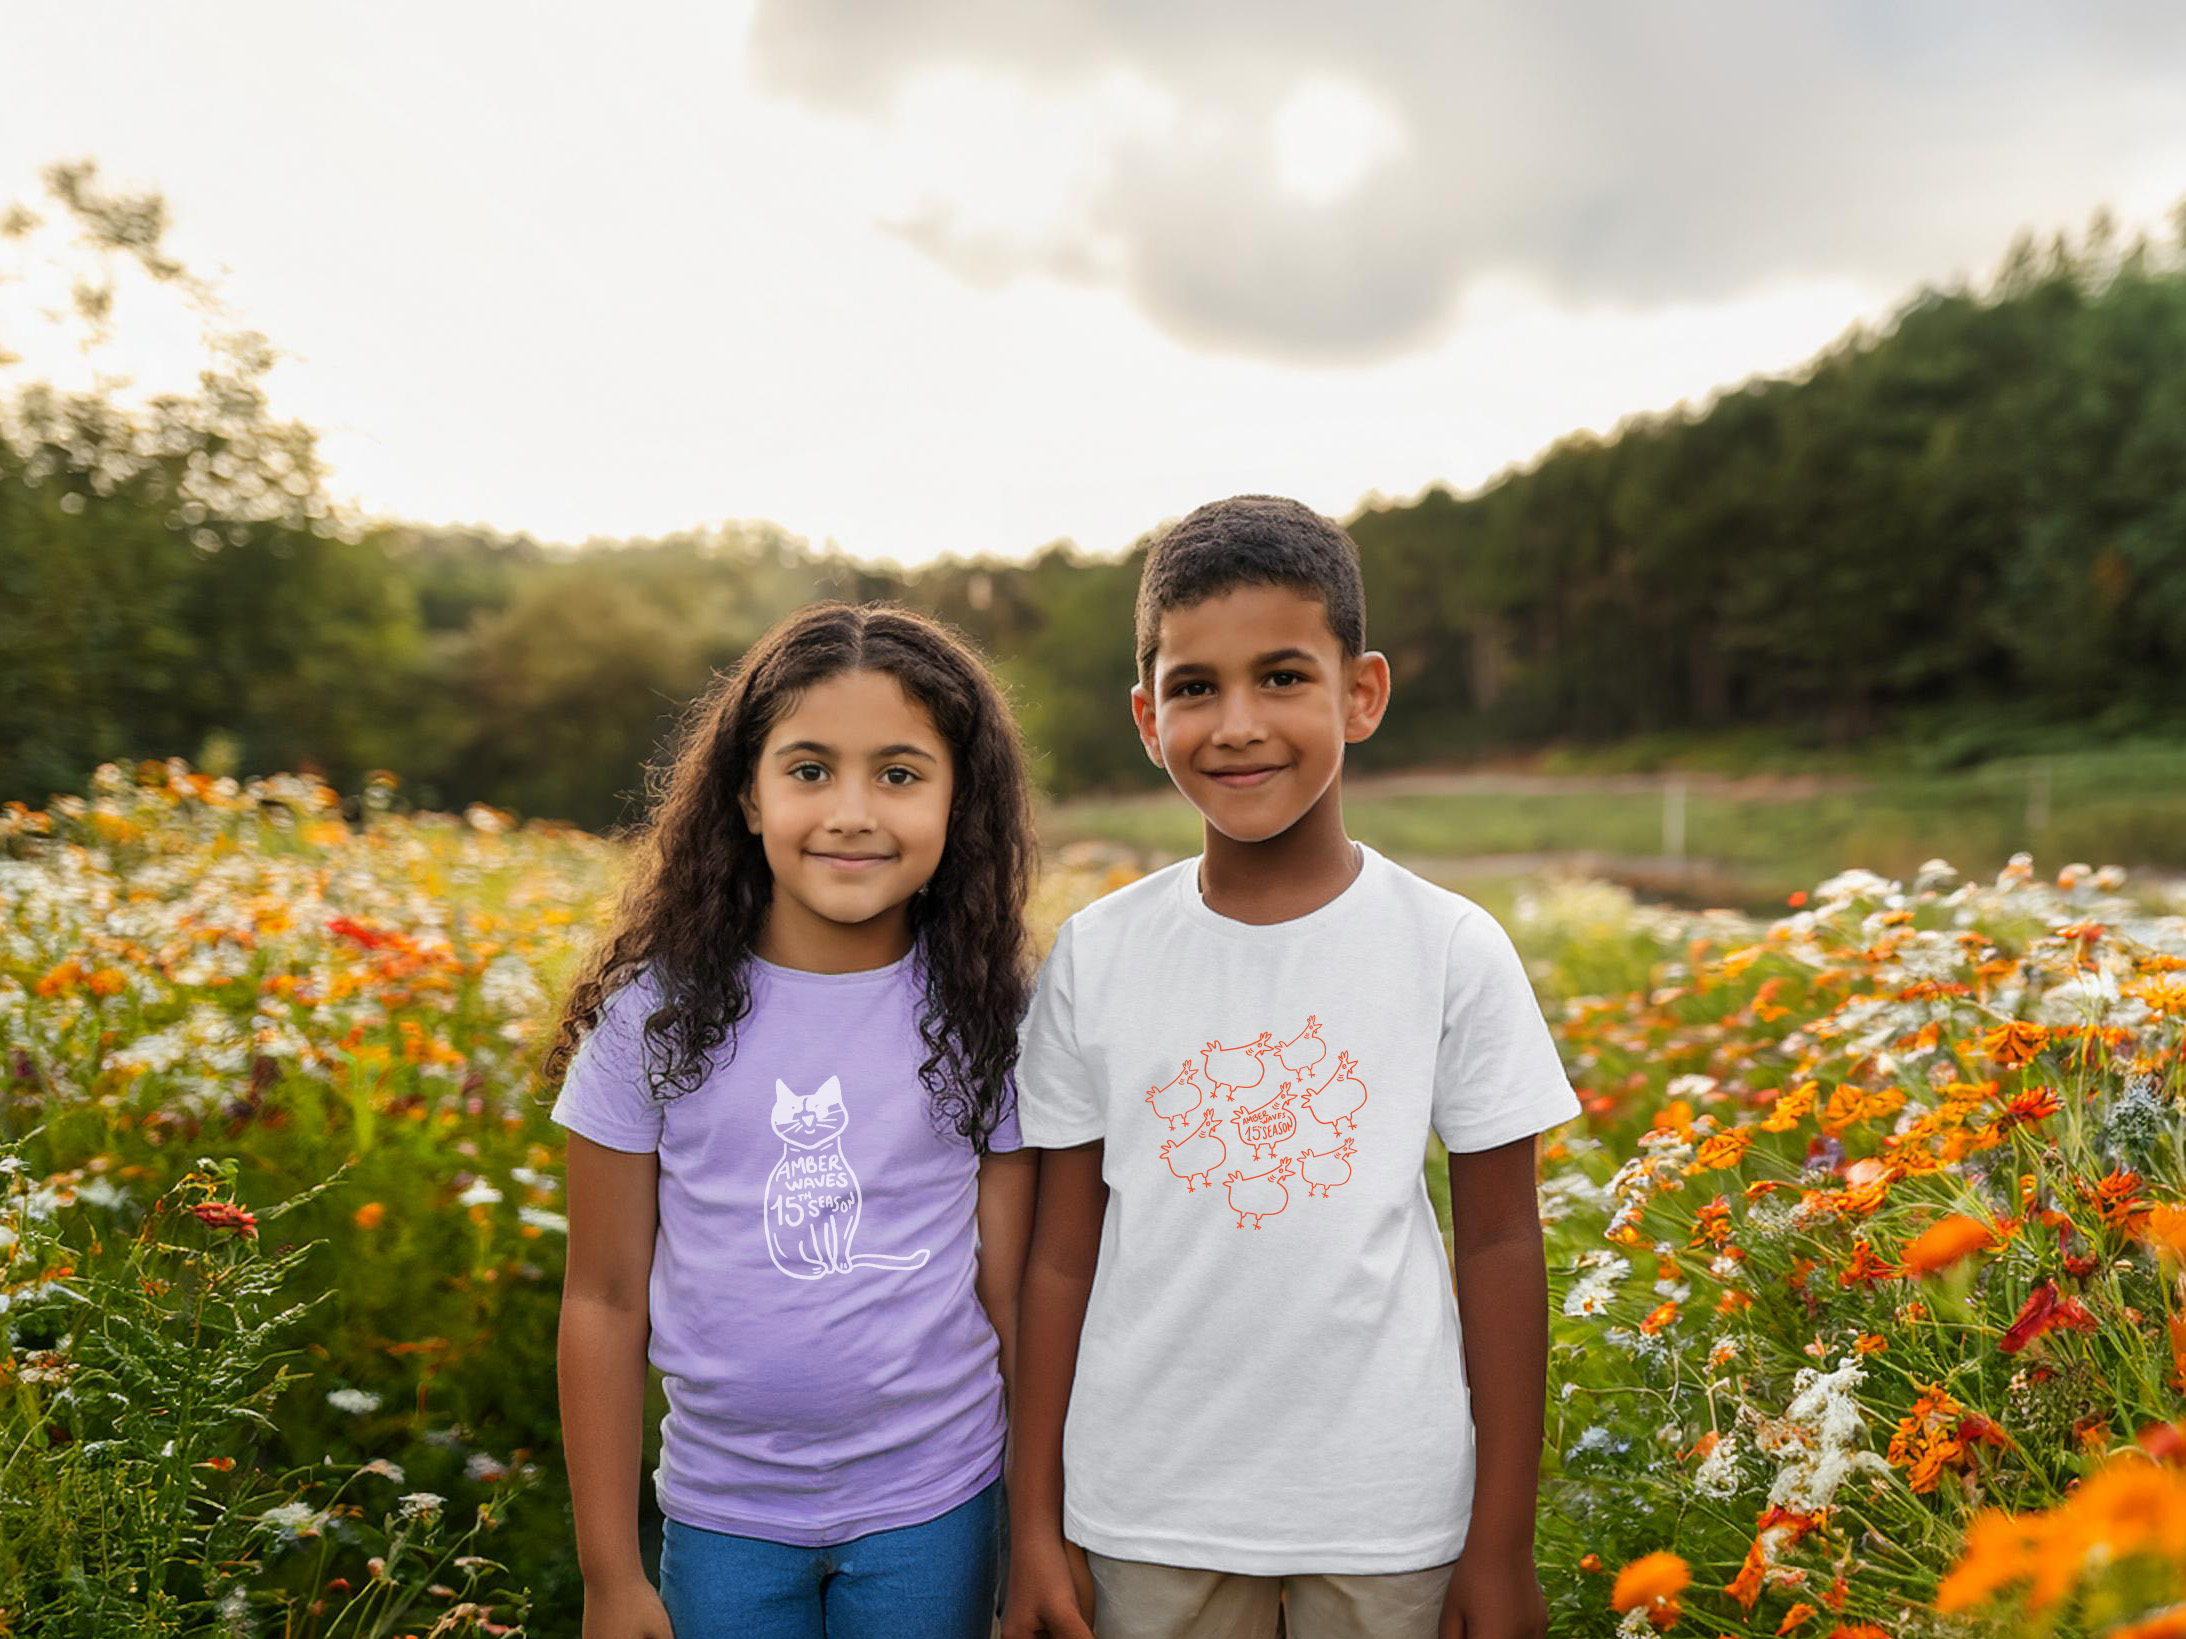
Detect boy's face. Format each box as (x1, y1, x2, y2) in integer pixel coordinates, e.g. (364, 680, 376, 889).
(1130, 584, 1390, 845)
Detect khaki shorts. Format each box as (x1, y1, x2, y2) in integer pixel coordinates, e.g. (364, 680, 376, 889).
(1083, 1550, 1455, 1639)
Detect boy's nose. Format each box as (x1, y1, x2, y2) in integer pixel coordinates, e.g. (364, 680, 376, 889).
(1211, 698, 1266, 747)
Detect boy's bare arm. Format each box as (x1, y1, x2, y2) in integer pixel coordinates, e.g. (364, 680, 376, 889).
(1004, 1141, 1106, 1634)
(1445, 1134, 1553, 1559)
(559, 1133, 662, 1591)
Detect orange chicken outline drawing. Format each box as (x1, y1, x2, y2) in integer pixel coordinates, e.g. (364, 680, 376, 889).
(1143, 1060, 1204, 1132)
(1275, 1015, 1328, 1077)
(1302, 1051, 1368, 1135)
(1295, 1136, 1358, 1198)
(1222, 1156, 1294, 1229)
(1201, 1032, 1275, 1102)
(1227, 1080, 1305, 1162)
(1157, 1108, 1228, 1192)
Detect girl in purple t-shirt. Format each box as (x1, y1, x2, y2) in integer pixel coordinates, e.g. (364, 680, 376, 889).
(544, 602, 1038, 1639)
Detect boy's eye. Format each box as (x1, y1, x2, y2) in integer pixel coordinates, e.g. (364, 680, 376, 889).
(1171, 679, 1213, 698)
(1265, 670, 1304, 687)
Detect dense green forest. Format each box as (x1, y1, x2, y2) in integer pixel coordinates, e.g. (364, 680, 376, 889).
(5, 167, 2184, 829)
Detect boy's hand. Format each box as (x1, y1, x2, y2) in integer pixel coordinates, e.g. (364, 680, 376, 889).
(1437, 1546, 1547, 1639)
(582, 1570, 676, 1638)
(1001, 1534, 1096, 1639)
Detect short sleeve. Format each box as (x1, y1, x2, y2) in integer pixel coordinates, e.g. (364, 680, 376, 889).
(1013, 920, 1105, 1147)
(985, 1069, 1026, 1155)
(1431, 907, 1582, 1154)
(549, 973, 669, 1154)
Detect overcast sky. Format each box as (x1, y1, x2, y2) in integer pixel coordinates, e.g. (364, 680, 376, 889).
(7, 1, 2186, 565)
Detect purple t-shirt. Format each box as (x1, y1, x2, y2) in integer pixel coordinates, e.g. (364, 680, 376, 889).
(550, 947, 1021, 1545)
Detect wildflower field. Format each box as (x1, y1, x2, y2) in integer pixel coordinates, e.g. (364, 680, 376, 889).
(5, 762, 2186, 1637)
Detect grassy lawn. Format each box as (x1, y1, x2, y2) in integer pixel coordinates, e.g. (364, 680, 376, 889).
(1045, 743, 2186, 913)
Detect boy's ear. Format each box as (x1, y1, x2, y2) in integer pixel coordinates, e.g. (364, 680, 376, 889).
(1342, 650, 1393, 745)
(1128, 682, 1165, 769)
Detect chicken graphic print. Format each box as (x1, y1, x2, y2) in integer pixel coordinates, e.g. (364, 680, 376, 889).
(1144, 1018, 1362, 1225)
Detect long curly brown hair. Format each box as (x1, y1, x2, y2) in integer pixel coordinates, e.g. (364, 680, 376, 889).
(540, 601, 1035, 1151)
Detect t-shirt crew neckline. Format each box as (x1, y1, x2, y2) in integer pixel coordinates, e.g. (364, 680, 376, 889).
(1174, 839, 1382, 942)
(749, 945, 919, 985)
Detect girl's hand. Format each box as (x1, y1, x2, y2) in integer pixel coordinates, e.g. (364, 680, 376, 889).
(1001, 1534, 1096, 1639)
(1437, 1546, 1548, 1639)
(582, 1570, 677, 1639)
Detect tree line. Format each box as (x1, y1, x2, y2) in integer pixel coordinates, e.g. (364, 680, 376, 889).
(5, 166, 2184, 830)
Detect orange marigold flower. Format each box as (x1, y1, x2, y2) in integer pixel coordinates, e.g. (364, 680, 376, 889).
(2086, 1167, 2152, 1231)
(1898, 1213, 1996, 1276)
(1777, 1602, 1818, 1633)
(1690, 1196, 1735, 1249)
(1839, 1241, 1896, 1288)
(1692, 1127, 1756, 1173)
(1934, 1506, 2040, 1612)
(1578, 1552, 1604, 1573)
(1889, 1383, 1968, 1493)
(2112, 1605, 2186, 1639)
(354, 1201, 387, 1230)
(1610, 1551, 1690, 1615)
(1640, 1298, 1681, 1335)
(189, 1200, 258, 1239)
(1826, 1626, 1890, 1639)
(1762, 1080, 1819, 1133)
(1854, 1333, 1888, 1355)
(1998, 1087, 2062, 1130)
(1981, 1020, 2050, 1067)
(2125, 976, 2186, 1017)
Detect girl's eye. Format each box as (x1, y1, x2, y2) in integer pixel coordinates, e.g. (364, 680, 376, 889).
(879, 765, 919, 786)
(788, 763, 827, 782)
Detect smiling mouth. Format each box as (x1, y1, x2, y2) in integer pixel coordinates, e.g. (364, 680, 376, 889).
(1203, 765, 1285, 787)
(808, 851, 896, 870)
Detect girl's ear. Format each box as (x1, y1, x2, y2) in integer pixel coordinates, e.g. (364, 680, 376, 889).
(737, 781, 762, 835)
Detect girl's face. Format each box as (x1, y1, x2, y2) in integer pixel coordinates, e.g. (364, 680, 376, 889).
(741, 668, 955, 948)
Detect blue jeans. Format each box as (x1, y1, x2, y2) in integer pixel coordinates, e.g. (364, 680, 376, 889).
(657, 1478, 1002, 1639)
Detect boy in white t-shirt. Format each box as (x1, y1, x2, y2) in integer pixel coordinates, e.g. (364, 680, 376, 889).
(1001, 496, 1582, 1639)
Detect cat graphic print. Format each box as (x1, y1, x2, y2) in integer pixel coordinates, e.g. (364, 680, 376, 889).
(763, 1076, 933, 1279)
(1151, 1020, 1367, 1227)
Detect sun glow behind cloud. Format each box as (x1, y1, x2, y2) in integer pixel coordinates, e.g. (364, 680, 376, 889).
(5, 1, 2184, 564)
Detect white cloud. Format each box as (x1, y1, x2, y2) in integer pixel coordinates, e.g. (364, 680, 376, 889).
(3, 0, 2181, 567)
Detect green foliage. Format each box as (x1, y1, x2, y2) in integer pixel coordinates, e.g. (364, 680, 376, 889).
(0, 1140, 536, 1635)
(7, 165, 2186, 824)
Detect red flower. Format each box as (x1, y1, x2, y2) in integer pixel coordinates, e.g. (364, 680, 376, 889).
(326, 916, 395, 949)
(189, 1200, 259, 1239)
(1999, 1279, 2097, 1354)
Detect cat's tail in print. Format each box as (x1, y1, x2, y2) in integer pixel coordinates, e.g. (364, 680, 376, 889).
(846, 1250, 932, 1272)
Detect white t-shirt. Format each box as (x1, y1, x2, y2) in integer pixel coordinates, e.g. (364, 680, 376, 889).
(1015, 842, 1582, 1574)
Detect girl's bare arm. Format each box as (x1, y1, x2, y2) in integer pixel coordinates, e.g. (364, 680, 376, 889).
(559, 1132, 661, 1592)
(975, 1147, 1038, 1417)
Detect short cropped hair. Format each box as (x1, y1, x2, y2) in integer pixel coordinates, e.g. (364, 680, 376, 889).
(1133, 495, 1366, 684)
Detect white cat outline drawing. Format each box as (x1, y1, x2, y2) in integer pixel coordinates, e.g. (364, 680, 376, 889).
(762, 1075, 932, 1280)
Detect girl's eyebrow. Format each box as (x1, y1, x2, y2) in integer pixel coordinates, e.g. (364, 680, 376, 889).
(775, 739, 938, 761)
